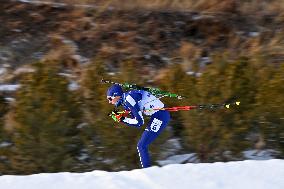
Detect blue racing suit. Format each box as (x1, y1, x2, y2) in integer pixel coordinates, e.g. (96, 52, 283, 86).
(116, 90, 171, 168)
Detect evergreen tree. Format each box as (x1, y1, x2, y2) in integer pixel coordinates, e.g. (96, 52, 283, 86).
(180, 56, 256, 161)
(10, 60, 83, 174)
(256, 63, 284, 156)
(0, 95, 11, 174)
(223, 57, 258, 156)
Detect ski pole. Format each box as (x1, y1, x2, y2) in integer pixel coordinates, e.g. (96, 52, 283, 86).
(108, 102, 240, 120)
(144, 101, 240, 112)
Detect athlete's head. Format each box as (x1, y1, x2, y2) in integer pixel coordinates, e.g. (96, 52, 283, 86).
(106, 84, 123, 105)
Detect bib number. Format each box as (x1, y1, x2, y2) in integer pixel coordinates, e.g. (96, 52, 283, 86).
(150, 118, 163, 132)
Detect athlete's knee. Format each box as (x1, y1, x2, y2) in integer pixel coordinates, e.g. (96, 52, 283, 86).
(137, 140, 148, 151)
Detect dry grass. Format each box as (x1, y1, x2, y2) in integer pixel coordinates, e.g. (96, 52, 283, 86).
(2, 0, 283, 71)
(52, 0, 284, 14)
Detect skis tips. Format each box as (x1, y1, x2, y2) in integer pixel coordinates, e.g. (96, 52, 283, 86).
(225, 101, 240, 109)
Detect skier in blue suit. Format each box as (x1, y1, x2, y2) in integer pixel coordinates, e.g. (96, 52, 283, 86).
(107, 84, 170, 168)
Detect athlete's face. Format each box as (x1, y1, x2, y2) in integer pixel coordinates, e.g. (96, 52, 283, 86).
(107, 96, 121, 105)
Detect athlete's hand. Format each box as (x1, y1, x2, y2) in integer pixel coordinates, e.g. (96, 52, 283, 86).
(111, 114, 123, 122)
(109, 111, 125, 122)
(108, 109, 129, 123)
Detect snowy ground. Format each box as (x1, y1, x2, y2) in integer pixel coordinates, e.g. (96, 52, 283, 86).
(0, 159, 283, 189)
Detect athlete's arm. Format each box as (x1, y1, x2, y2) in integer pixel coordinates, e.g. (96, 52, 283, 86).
(122, 93, 144, 127)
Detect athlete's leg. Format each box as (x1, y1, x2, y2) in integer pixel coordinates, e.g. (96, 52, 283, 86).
(137, 110, 170, 168)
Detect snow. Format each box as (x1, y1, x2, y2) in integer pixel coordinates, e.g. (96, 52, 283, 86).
(192, 15, 214, 20)
(107, 72, 116, 76)
(14, 67, 35, 75)
(0, 84, 21, 91)
(157, 153, 198, 166)
(200, 57, 212, 65)
(0, 50, 11, 62)
(243, 149, 279, 160)
(11, 29, 23, 33)
(0, 80, 79, 92)
(158, 138, 182, 158)
(17, 0, 96, 8)
(0, 141, 12, 148)
(0, 68, 7, 75)
(68, 81, 80, 91)
(4, 97, 15, 102)
(17, 0, 66, 7)
(71, 54, 90, 64)
(186, 71, 202, 77)
(0, 159, 283, 189)
(249, 32, 260, 37)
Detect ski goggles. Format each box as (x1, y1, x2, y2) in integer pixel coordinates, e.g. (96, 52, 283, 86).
(107, 96, 115, 101)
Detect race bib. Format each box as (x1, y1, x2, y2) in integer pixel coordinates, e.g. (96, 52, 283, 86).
(150, 118, 163, 132)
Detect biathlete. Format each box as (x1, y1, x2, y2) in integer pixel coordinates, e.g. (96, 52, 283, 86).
(106, 84, 170, 168)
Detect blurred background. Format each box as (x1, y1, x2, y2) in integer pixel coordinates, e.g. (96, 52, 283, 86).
(0, 0, 283, 174)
